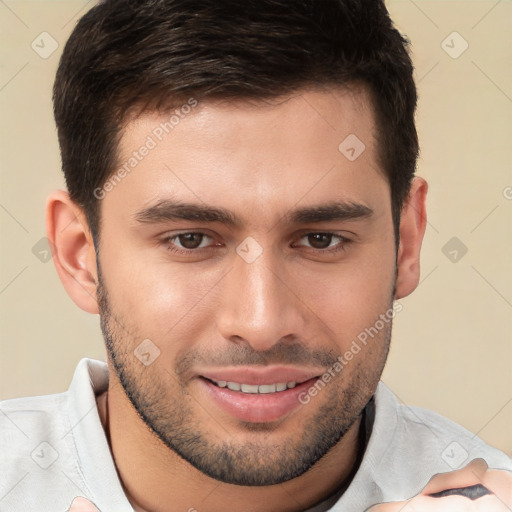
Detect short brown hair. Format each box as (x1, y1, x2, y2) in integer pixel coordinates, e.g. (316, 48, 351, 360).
(53, 0, 418, 244)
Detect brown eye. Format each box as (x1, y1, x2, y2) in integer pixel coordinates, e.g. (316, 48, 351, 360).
(307, 233, 333, 249)
(294, 232, 351, 255)
(177, 233, 205, 249)
(164, 232, 214, 253)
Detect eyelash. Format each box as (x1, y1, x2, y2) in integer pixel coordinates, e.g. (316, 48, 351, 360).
(162, 231, 351, 256)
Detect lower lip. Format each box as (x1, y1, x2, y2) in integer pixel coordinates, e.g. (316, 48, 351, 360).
(198, 377, 319, 423)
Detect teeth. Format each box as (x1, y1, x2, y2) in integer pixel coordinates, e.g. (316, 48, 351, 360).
(241, 384, 259, 393)
(214, 380, 298, 394)
(259, 384, 276, 394)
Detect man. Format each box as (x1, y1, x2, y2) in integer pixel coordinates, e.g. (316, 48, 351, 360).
(0, 0, 510, 511)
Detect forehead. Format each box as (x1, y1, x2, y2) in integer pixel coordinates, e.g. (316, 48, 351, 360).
(105, 86, 389, 227)
(126, 85, 374, 147)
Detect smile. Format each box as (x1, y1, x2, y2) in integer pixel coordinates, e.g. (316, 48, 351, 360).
(209, 379, 298, 394)
(198, 373, 321, 423)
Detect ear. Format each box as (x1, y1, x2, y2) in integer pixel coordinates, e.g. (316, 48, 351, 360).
(46, 190, 99, 314)
(394, 177, 428, 300)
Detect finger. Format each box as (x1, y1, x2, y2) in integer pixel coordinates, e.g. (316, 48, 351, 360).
(68, 496, 101, 512)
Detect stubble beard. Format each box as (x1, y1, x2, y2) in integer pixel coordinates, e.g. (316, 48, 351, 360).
(96, 268, 392, 486)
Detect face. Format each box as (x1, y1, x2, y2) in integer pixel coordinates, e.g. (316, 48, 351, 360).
(95, 87, 398, 485)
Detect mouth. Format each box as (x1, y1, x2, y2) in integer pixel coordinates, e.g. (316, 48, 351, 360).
(204, 378, 301, 394)
(196, 368, 322, 423)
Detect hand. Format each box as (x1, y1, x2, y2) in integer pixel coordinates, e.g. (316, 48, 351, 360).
(367, 458, 512, 511)
(68, 497, 101, 512)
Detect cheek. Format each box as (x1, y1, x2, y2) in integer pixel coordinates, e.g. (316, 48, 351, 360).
(101, 246, 225, 348)
(303, 251, 396, 343)
(99, 218, 396, 355)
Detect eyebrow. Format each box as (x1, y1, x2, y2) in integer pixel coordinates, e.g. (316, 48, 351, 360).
(134, 199, 373, 227)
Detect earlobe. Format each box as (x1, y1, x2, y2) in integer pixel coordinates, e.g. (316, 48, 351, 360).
(46, 190, 99, 314)
(394, 177, 428, 300)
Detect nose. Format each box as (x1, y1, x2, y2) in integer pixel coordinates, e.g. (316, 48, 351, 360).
(216, 244, 307, 352)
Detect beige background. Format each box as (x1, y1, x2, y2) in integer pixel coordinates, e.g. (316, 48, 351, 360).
(0, 1, 511, 455)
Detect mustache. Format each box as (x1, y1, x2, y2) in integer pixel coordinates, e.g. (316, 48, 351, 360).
(175, 340, 340, 375)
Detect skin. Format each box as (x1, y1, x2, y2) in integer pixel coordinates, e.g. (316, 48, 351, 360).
(48, 86, 428, 512)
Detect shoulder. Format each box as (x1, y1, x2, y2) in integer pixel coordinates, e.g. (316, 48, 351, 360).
(399, 396, 510, 467)
(0, 359, 108, 449)
(334, 382, 512, 509)
(374, 382, 511, 468)
(0, 390, 81, 509)
(0, 359, 109, 511)
(0, 390, 71, 465)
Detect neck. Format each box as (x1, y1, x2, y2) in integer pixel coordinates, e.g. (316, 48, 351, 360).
(96, 377, 365, 512)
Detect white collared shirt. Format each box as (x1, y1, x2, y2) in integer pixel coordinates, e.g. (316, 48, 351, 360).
(0, 358, 510, 511)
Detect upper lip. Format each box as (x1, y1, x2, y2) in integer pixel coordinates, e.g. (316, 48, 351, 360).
(198, 366, 322, 385)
